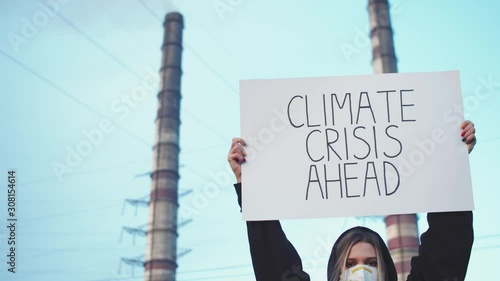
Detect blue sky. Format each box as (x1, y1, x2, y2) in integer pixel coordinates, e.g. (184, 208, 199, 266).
(0, 1, 499, 280)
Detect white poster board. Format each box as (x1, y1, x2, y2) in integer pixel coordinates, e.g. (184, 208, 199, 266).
(240, 71, 474, 221)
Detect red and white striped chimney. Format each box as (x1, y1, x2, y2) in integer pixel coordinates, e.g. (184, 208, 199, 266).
(144, 12, 184, 281)
(367, 1, 419, 280)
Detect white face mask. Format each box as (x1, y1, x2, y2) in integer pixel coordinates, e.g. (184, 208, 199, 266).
(341, 264, 378, 281)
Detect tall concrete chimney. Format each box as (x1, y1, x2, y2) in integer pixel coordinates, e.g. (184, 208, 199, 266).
(367, 1, 419, 280)
(144, 12, 184, 281)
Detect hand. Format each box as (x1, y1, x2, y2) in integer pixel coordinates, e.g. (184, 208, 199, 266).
(228, 138, 247, 183)
(461, 120, 476, 154)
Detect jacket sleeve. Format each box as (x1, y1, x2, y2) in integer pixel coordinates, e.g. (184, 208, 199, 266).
(234, 183, 310, 281)
(407, 211, 474, 281)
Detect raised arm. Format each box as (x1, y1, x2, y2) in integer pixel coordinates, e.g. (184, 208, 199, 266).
(407, 211, 473, 281)
(228, 138, 310, 281)
(407, 121, 476, 281)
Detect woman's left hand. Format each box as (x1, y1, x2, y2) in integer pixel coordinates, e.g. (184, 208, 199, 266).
(461, 120, 476, 154)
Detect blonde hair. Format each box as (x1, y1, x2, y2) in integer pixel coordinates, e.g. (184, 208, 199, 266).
(328, 228, 387, 281)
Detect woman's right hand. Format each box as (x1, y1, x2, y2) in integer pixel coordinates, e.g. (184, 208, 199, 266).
(227, 137, 247, 183)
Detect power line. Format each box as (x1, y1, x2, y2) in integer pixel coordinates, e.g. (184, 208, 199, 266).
(134, 0, 239, 96)
(19, 158, 152, 186)
(135, 0, 163, 22)
(473, 245, 500, 251)
(18, 140, 226, 187)
(22, 203, 121, 221)
(178, 272, 254, 281)
(45, 0, 230, 142)
(23, 237, 121, 260)
(480, 136, 500, 143)
(94, 271, 255, 281)
(177, 263, 251, 274)
(182, 143, 228, 154)
(90, 275, 144, 281)
(476, 234, 500, 240)
(38, 0, 142, 78)
(0, 48, 151, 147)
(182, 110, 230, 141)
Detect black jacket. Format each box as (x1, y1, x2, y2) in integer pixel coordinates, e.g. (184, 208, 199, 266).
(234, 183, 474, 281)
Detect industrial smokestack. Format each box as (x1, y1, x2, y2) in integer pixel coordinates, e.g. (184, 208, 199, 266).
(144, 12, 184, 281)
(367, 1, 419, 280)
(368, 0, 397, 74)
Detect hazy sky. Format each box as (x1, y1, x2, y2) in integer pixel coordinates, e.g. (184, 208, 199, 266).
(1, 1, 499, 281)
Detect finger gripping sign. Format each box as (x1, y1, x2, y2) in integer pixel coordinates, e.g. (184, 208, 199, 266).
(240, 71, 473, 221)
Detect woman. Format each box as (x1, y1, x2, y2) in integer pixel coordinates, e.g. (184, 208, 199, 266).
(227, 120, 476, 281)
